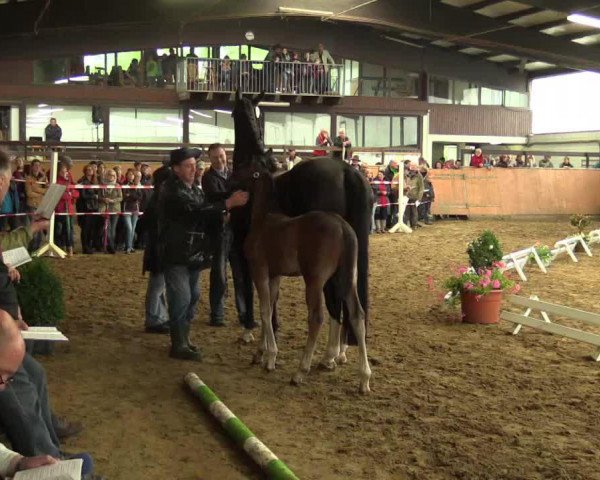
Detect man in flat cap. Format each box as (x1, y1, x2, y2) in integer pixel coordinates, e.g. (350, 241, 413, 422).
(157, 147, 248, 361)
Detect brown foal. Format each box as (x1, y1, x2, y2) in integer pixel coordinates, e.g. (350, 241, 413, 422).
(244, 171, 371, 394)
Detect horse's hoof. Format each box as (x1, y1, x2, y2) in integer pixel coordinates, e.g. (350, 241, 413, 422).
(240, 330, 255, 344)
(319, 360, 337, 370)
(265, 359, 277, 372)
(359, 382, 371, 395)
(336, 352, 348, 365)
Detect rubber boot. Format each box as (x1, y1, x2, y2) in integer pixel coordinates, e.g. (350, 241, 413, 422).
(169, 323, 200, 361)
(184, 322, 199, 353)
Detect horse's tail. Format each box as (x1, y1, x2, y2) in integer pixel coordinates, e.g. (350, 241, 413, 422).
(343, 168, 373, 344)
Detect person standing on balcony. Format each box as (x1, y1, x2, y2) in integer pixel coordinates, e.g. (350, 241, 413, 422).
(333, 128, 352, 160)
(44, 118, 61, 143)
(313, 128, 332, 157)
(313, 43, 335, 93)
(186, 47, 198, 89)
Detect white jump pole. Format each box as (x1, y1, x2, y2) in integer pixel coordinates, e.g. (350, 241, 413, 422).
(35, 151, 67, 259)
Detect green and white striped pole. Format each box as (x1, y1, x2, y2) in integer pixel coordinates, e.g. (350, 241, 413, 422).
(184, 373, 300, 480)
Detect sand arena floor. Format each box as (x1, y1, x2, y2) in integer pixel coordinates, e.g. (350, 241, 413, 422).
(40, 218, 600, 480)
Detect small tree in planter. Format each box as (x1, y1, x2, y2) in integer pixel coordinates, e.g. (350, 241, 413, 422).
(445, 230, 519, 324)
(16, 258, 65, 355)
(570, 214, 592, 252)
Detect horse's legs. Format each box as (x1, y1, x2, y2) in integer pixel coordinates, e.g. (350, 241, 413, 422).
(336, 325, 349, 365)
(291, 281, 324, 386)
(320, 318, 341, 370)
(345, 288, 371, 394)
(260, 278, 278, 371)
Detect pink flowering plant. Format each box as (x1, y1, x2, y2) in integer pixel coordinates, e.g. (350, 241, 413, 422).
(443, 231, 519, 305)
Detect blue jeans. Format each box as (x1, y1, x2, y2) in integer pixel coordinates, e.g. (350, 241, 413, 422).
(0, 353, 60, 457)
(145, 271, 168, 328)
(104, 215, 119, 250)
(122, 213, 139, 251)
(164, 265, 201, 331)
(209, 227, 232, 323)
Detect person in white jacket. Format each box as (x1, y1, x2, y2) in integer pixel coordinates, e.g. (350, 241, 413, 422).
(0, 309, 57, 478)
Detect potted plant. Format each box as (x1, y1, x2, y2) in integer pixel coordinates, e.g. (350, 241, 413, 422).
(444, 230, 519, 324)
(531, 242, 553, 267)
(16, 258, 65, 355)
(570, 214, 591, 252)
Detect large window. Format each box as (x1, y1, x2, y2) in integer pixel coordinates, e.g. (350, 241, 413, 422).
(430, 76, 528, 108)
(481, 87, 503, 106)
(505, 90, 529, 108)
(110, 108, 182, 143)
(189, 109, 235, 144)
(337, 115, 419, 148)
(429, 77, 452, 104)
(454, 80, 479, 105)
(264, 112, 331, 146)
(26, 105, 103, 142)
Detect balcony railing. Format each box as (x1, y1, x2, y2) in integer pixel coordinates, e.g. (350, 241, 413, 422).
(177, 58, 342, 97)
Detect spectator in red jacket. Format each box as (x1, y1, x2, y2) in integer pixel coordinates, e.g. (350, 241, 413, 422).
(312, 128, 332, 157)
(54, 162, 80, 257)
(470, 147, 485, 168)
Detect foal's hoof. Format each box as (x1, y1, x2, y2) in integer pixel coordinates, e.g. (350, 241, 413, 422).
(290, 373, 304, 386)
(336, 352, 348, 365)
(251, 351, 263, 365)
(240, 330, 255, 344)
(359, 382, 371, 395)
(319, 359, 337, 371)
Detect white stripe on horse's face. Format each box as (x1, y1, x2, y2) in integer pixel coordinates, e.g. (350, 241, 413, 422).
(255, 106, 261, 119)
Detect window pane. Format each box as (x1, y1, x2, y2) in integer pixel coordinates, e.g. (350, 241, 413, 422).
(116, 51, 141, 70)
(504, 90, 528, 108)
(337, 115, 363, 148)
(403, 117, 418, 147)
(181, 46, 209, 58)
(110, 108, 182, 142)
(361, 79, 387, 97)
(364, 116, 390, 147)
(33, 58, 69, 84)
(361, 63, 384, 77)
(26, 105, 103, 142)
(429, 77, 452, 104)
(481, 87, 503, 106)
(391, 117, 401, 146)
(264, 112, 331, 147)
(220, 46, 240, 60)
(390, 74, 419, 98)
(454, 80, 479, 105)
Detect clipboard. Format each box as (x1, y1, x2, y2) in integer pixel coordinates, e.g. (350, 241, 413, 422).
(35, 184, 67, 219)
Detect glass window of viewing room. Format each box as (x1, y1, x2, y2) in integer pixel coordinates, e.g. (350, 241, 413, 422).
(337, 115, 364, 148)
(189, 108, 235, 144)
(453, 79, 479, 105)
(481, 87, 503, 106)
(429, 76, 452, 104)
(364, 115, 391, 147)
(26, 105, 104, 142)
(264, 112, 331, 146)
(505, 90, 529, 108)
(110, 108, 182, 143)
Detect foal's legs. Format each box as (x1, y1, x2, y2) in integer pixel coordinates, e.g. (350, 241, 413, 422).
(336, 324, 349, 365)
(255, 277, 278, 371)
(320, 318, 342, 370)
(291, 281, 324, 386)
(346, 288, 371, 394)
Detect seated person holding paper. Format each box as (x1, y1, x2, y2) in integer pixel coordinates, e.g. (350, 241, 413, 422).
(0, 310, 58, 478)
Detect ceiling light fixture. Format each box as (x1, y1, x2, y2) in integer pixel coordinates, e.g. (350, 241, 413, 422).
(382, 35, 424, 49)
(567, 13, 600, 29)
(214, 109, 232, 115)
(277, 6, 334, 16)
(257, 101, 291, 107)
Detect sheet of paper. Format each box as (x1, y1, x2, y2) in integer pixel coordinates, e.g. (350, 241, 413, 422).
(21, 326, 69, 342)
(35, 184, 67, 219)
(14, 458, 82, 480)
(2, 247, 32, 268)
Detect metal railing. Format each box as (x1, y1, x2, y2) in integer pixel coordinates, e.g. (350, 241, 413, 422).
(177, 58, 342, 96)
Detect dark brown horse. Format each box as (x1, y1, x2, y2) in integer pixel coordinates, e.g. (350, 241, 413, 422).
(244, 168, 371, 393)
(229, 91, 373, 354)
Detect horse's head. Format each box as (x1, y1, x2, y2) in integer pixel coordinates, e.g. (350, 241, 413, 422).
(232, 89, 267, 167)
(230, 147, 279, 193)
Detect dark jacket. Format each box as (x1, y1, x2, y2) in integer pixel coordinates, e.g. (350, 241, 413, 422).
(44, 124, 62, 142)
(333, 135, 351, 160)
(76, 177, 99, 212)
(157, 175, 226, 269)
(422, 175, 435, 202)
(201, 168, 230, 202)
(123, 184, 143, 212)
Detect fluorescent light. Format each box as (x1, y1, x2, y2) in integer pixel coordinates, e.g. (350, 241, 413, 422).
(214, 109, 232, 115)
(54, 79, 68, 84)
(166, 116, 183, 123)
(258, 101, 291, 107)
(382, 35, 424, 49)
(38, 103, 48, 107)
(190, 109, 212, 118)
(69, 75, 89, 82)
(278, 6, 334, 16)
(568, 13, 600, 29)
